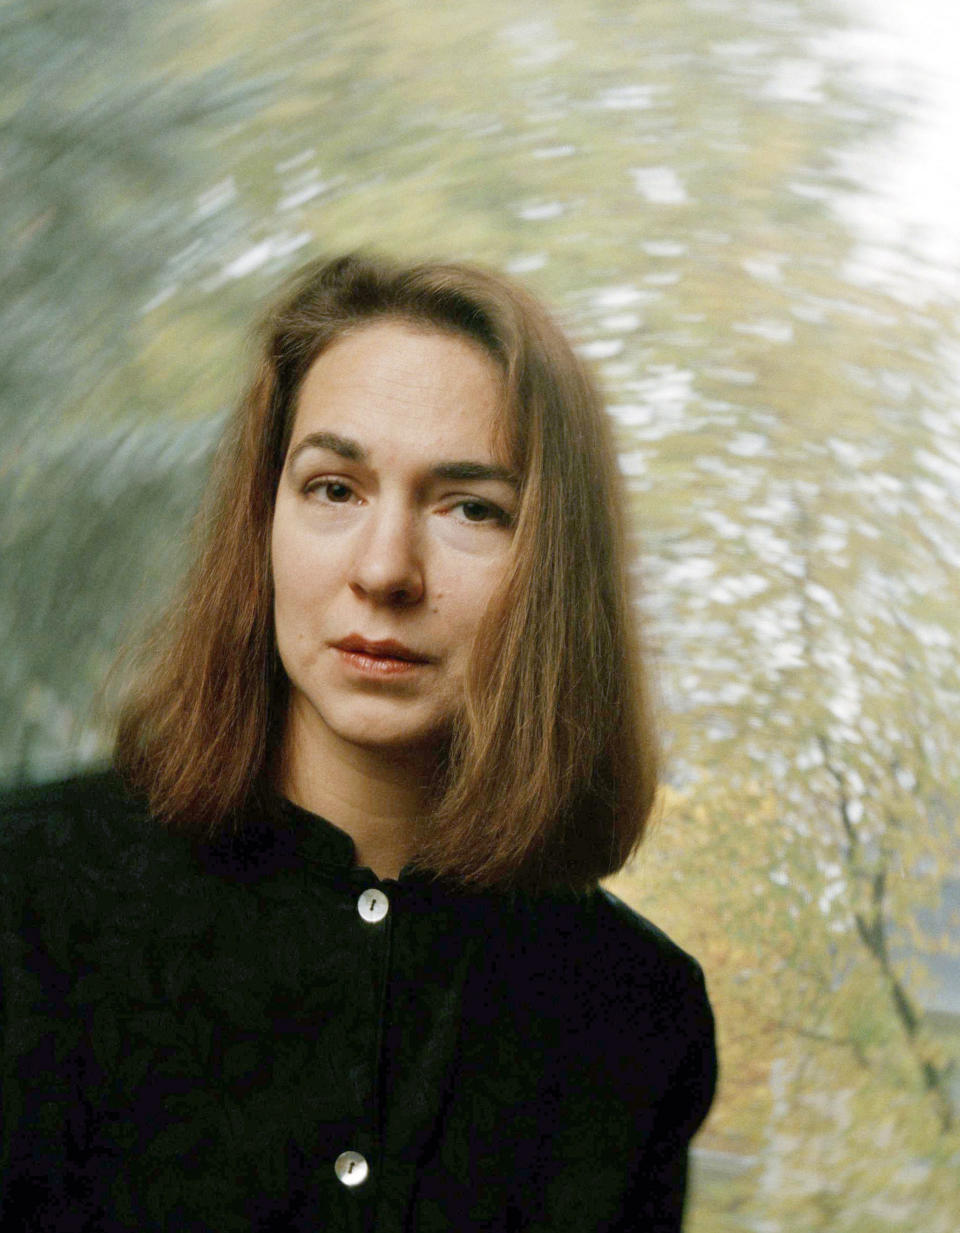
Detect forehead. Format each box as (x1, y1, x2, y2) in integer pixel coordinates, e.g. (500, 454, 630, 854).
(290, 321, 508, 460)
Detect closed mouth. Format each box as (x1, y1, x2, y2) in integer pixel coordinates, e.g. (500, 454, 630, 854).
(333, 635, 431, 664)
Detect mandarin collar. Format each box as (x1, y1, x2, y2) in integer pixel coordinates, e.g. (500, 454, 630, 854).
(196, 782, 425, 886)
(270, 792, 359, 869)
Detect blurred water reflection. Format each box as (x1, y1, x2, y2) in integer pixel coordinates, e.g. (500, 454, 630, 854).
(2, 0, 959, 1227)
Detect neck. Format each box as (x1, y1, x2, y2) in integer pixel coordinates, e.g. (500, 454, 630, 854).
(275, 707, 439, 880)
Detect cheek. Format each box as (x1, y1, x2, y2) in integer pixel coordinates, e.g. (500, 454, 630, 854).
(451, 570, 509, 638)
(271, 509, 313, 606)
(269, 511, 288, 591)
(274, 563, 325, 632)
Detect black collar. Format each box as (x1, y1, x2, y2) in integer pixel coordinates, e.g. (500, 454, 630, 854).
(195, 782, 429, 887)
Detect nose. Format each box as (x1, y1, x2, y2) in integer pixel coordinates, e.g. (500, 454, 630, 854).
(349, 497, 425, 607)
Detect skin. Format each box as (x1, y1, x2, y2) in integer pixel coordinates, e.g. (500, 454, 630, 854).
(271, 320, 518, 878)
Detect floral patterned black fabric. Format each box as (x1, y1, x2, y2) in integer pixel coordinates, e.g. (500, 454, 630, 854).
(0, 770, 716, 1232)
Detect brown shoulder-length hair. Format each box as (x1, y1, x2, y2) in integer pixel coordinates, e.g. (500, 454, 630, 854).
(115, 252, 658, 891)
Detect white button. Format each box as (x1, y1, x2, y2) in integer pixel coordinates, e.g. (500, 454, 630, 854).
(357, 888, 389, 923)
(335, 1150, 369, 1187)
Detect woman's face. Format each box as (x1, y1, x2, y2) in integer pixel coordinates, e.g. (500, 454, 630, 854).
(271, 320, 517, 761)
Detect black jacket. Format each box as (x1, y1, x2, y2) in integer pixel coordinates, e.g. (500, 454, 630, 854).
(0, 771, 716, 1232)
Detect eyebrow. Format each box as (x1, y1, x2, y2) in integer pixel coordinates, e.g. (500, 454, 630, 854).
(431, 460, 517, 486)
(289, 431, 365, 464)
(288, 431, 519, 487)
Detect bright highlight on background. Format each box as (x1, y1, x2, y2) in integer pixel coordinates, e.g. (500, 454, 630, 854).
(833, 0, 960, 291)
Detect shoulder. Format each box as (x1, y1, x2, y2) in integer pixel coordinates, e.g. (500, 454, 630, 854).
(517, 884, 708, 994)
(486, 885, 717, 1133)
(592, 887, 714, 1036)
(592, 885, 704, 971)
(1, 764, 137, 821)
(596, 887, 710, 995)
(0, 766, 143, 852)
(0, 767, 189, 901)
(503, 885, 714, 1042)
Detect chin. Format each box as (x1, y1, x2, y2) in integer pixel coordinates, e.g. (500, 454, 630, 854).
(324, 709, 451, 757)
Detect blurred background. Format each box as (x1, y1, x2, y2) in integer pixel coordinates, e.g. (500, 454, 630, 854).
(2, 0, 958, 1226)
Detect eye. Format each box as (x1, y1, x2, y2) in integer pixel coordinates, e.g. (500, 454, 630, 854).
(452, 498, 512, 527)
(306, 479, 355, 503)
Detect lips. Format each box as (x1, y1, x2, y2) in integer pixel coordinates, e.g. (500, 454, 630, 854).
(332, 635, 431, 664)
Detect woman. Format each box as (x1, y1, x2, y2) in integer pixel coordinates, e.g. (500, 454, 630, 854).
(0, 254, 716, 1231)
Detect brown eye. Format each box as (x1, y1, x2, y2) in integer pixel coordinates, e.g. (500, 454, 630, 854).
(454, 499, 512, 527)
(324, 481, 353, 503)
(306, 479, 355, 503)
